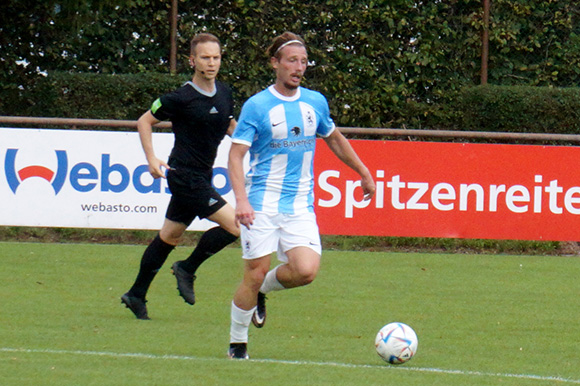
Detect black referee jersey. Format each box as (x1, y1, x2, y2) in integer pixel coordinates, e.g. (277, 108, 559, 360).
(151, 80, 234, 171)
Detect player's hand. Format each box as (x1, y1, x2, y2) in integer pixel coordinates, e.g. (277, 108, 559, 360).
(148, 158, 171, 179)
(361, 175, 376, 201)
(235, 201, 255, 230)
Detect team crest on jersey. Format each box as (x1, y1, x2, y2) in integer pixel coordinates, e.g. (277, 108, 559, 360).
(306, 110, 314, 126)
(209, 106, 218, 114)
(301, 105, 317, 135)
(291, 126, 301, 136)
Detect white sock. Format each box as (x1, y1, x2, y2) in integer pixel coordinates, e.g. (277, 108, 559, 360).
(230, 301, 255, 343)
(259, 264, 286, 294)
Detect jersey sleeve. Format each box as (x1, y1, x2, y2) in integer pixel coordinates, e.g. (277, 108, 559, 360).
(231, 99, 259, 147)
(150, 91, 181, 121)
(315, 93, 336, 138)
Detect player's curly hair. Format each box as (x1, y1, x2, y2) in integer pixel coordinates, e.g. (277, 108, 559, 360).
(190, 33, 221, 57)
(266, 32, 306, 59)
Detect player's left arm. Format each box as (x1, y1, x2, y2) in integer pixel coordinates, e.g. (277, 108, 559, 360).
(323, 129, 376, 200)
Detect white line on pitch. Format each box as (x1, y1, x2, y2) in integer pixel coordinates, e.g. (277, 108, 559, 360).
(1, 347, 579, 384)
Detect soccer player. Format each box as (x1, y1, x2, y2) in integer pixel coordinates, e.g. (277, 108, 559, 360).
(227, 32, 376, 359)
(121, 33, 239, 320)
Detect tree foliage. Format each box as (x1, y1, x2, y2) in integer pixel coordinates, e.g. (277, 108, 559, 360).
(2, 0, 580, 130)
(486, 0, 580, 86)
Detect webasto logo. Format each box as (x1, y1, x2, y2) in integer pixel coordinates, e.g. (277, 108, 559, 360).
(4, 149, 231, 195)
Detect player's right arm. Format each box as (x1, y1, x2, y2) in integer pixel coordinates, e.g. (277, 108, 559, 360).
(228, 142, 253, 229)
(137, 110, 170, 179)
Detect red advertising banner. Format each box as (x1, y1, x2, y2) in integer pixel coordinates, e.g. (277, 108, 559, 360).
(314, 139, 580, 241)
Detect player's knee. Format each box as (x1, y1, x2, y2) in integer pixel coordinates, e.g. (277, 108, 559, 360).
(295, 264, 319, 286)
(245, 266, 268, 289)
(303, 270, 318, 285)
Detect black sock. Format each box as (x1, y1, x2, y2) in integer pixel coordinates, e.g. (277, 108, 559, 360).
(180, 227, 238, 274)
(128, 234, 175, 299)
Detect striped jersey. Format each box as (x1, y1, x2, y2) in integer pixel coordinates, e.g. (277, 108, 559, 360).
(232, 85, 336, 214)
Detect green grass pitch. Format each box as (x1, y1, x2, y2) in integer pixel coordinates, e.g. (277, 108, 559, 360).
(0, 241, 578, 385)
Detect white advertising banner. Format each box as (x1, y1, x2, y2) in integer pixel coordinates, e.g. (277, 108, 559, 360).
(0, 128, 236, 230)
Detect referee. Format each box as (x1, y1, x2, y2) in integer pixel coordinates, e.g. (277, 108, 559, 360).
(121, 33, 239, 320)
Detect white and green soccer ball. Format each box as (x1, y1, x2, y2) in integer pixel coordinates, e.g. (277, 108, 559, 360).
(375, 322, 418, 365)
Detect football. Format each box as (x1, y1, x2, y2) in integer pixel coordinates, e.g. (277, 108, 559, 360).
(375, 322, 418, 364)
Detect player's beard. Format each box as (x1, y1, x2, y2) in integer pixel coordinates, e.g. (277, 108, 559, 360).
(283, 81, 299, 91)
(283, 74, 302, 90)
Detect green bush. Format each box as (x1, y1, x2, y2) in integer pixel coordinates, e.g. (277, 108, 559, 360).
(17, 72, 190, 122)
(8, 73, 580, 137)
(458, 85, 580, 133)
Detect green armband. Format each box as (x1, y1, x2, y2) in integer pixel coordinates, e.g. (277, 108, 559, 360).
(151, 98, 162, 114)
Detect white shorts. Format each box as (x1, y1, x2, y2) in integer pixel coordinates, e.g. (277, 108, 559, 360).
(240, 212, 322, 262)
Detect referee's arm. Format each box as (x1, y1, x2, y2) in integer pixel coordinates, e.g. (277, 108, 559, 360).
(137, 110, 170, 179)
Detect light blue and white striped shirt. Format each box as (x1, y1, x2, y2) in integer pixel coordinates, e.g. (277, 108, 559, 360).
(232, 85, 336, 214)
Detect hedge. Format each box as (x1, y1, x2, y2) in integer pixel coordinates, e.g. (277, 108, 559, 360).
(15, 72, 190, 122)
(459, 85, 580, 134)
(6, 73, 580, 136)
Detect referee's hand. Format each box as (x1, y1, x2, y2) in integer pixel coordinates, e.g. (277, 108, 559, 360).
(148, 158, 171, 179)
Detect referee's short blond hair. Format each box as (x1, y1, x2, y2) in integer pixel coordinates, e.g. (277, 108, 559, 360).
(190, 33, 221, 57)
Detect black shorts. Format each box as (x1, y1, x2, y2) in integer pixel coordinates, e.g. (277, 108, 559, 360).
(165, 166, 227, 226)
